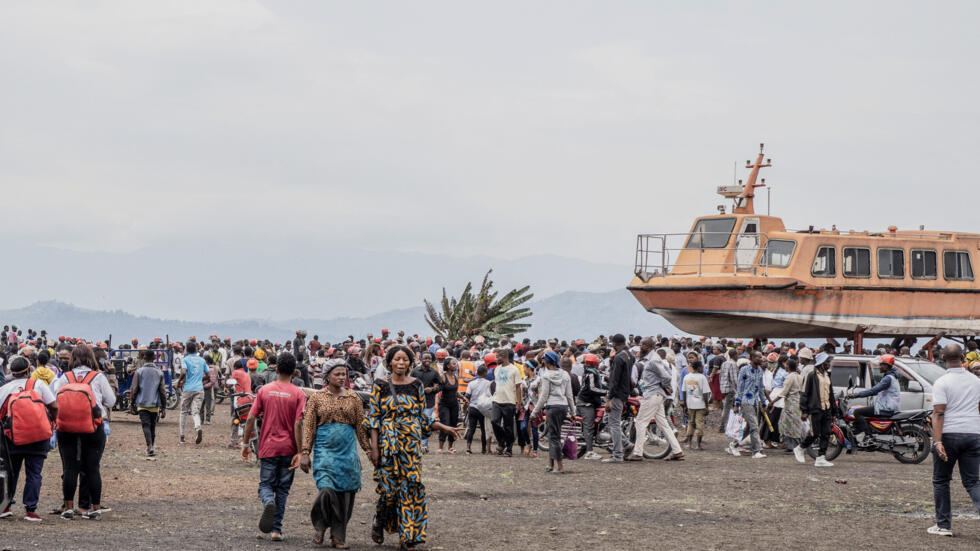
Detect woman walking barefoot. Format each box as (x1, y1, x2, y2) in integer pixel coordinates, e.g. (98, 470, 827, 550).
(437, 357, 461, 454)
(300, 360, 370, 549)
(364, 346, 463, 551)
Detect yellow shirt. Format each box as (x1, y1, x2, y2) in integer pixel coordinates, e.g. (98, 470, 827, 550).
(817, 371, 831, 410)
(30, 366, 56, 385)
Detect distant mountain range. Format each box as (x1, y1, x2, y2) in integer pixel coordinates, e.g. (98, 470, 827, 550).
(0, 291, 683, 344)
(3, 242, 632, 322)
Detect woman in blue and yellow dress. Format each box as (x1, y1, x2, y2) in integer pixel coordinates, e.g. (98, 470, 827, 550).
(364, 345, 462, 551)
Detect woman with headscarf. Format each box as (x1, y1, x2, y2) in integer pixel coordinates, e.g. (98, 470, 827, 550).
(768, 358, 804, 451)
(300, 359, 369, 549)
(534, 350, 576, 474)
(364, 345, 462, 551)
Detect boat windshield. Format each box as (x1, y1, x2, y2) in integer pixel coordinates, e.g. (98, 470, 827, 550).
(901, 360, 947, 385)
(685, 217, 736, 249)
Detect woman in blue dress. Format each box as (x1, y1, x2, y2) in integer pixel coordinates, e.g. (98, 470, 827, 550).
(300, 359, 369, 549)
(364, 345, 462, 551)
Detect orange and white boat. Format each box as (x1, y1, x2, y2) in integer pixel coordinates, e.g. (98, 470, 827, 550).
(628, 144, 980, 344)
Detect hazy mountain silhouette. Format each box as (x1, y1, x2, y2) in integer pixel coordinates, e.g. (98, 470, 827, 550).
(0, 290, 682, 344)
(5, 242, 631, 322)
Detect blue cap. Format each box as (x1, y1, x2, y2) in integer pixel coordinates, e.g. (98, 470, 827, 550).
(543, 350, 560, 366)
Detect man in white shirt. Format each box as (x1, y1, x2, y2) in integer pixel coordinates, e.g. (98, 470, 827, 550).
(928, 344, 980, 537)
(490, 348, 522, 457)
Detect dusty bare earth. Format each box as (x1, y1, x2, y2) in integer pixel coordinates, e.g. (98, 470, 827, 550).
(2, 408, 979, 551)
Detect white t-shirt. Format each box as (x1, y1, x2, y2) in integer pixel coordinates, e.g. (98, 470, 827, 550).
(492, 364, 522, 405)
(932, 367, 980, 435)
(0, 378, 57, 411)
(681, 372, 710, 409)
(467, 377, 492, 403)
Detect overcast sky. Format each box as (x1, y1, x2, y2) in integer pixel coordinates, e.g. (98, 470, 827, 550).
(2, 1, 979, 266)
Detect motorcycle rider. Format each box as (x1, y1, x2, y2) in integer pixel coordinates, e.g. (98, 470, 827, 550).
(846, 354, 901, 447)
(576, 353, 606, 460)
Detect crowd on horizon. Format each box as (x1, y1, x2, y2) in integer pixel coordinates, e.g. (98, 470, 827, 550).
(2, 324, 980, 546)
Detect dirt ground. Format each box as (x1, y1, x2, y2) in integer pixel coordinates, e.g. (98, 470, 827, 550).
(2, 408, 979, 551)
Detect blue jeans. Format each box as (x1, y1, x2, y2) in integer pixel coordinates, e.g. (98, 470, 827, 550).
(519, 415, 539, 451)
(421, 407, 435, 447)
(932, 433, 980, 529)
(8, 453, 45, 512)
(259, 456, 296, 533)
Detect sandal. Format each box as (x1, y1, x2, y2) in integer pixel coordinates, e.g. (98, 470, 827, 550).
(465, 449, 473, 455)
(529, 451, 538, 458)
(313, 530, 325, 546)
(448, 448, 456, 454)
(399, 543, 419, 551)
(371, 520, 384, 545)
(331, 538, 349, 549)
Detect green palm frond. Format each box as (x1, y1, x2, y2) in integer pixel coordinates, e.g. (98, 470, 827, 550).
(423, 269, 533, 340)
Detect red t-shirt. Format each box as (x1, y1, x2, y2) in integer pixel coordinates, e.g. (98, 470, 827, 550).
(250, 382, 307, 459)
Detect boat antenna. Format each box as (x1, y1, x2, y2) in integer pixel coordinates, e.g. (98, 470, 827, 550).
(733, 143, 771, 215)
(766, 180, 770, 215)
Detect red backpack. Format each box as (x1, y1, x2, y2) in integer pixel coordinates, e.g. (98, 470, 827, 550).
(1, 379, 54, 445)
(55, 371, 103, 434)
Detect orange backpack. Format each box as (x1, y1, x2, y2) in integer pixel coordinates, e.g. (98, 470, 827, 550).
(55, 371, 103, 434)
(1, 379, 54, 445)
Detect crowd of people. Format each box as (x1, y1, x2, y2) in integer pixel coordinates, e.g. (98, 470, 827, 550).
(1, 324, 979, 545)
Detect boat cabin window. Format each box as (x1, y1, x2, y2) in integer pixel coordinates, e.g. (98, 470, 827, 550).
(943, 250, 974, 280)
(911, 249, 937, 280)
(842, 247, 871, 278)
(685, 217, 736, 249)
(877, 248, 905, 279)
(811, 246, 836, 277)
(762, 239, 796, 268)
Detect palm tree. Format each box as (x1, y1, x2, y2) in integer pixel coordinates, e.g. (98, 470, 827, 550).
(424, 270, 533, 340)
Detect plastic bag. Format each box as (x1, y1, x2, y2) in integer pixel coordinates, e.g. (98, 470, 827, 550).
(725, 412, 745, 440)
(562, 434, 578, 460)
(472, 394, 493, 417)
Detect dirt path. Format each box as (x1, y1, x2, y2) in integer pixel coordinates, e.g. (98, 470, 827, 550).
(2, 411, 978, 550)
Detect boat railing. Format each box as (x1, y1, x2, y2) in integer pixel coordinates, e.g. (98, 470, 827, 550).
(634, 232, 772, 281)
(784, 228, 960, 240)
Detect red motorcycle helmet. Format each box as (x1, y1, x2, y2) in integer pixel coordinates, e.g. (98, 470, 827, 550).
(484, 353, 498, 367)
(879, 354, 895, 366)
(583, 353, 600, 367)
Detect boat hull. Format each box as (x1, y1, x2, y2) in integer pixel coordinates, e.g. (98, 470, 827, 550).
(628, 285, 980, 337)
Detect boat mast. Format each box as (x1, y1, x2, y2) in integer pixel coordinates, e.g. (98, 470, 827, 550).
(733, 143, 771, 214)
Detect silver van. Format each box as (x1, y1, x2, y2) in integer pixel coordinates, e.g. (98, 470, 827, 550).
(827, 354, 945, 411)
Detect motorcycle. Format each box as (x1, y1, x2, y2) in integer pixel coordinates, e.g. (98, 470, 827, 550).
(805, 386, 931, 464)
(227, 379, 259, 460)
(538, 395, 676, 459)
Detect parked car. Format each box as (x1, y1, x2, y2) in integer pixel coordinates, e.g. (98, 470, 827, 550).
(827, 354, 946, 411)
